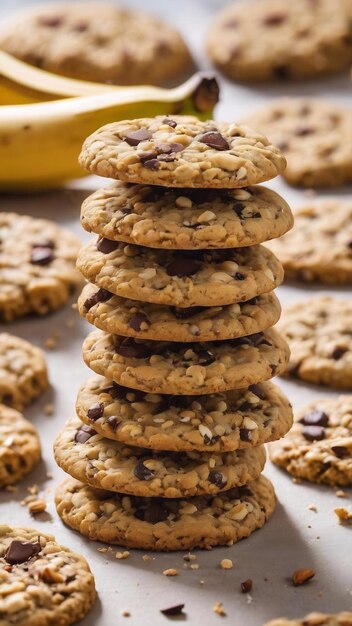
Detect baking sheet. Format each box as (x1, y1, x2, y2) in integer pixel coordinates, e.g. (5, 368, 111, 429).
(0, 0, 351, 624)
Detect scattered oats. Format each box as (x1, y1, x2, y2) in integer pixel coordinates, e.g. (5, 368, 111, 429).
(308, 504, 317, 512)
(116, 551, 130, 560)
(213, 602, 226, 617)
(43, 403, 54, 416)
(183, 553, 197, 562)
(292, 568, 315, 586)
(334, 507, 352, 524)
(121, 610, 130, 617)
(142, 554, 153, 562)
(220, 559, 233, 570)
(28, 499, 47, 514)
(336, 490, 347, 498)
(163, 568, 178, 576)
(190, 563, 199, 570)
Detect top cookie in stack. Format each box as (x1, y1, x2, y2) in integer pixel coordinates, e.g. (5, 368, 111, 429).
(55, 116, 293, 551)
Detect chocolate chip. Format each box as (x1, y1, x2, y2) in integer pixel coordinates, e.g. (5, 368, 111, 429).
(331, 445, 349, 459)
(107, 416, 122, 432)
(74, 425, 97, 443)
(115, 338, 151, 359)
(157, 154, 177, 163)
(161, 604, 185, 616)
(302, 426, 325, 442)
(233, 202, 245, 217)
(245, 297, 258, 306)
(300, 409, 329, 427)
(143, 158, 160, 170)
(172, 306, 204, 319)
(208, 470, 227, 488)
(241, 579, 253, 593)
(240, 428, 252, 442)
(4, 540, 41, 565)
(87, 402, 104, 420)
(84, 288, 111, 311)
(39, 16, 64, 27)
(124, 129, 152, 146)
(346, 240, 352, 249)
(197, 131, 229, 151)
(273, 64, 291, 79)
(139, 151, 158, 163)
(162, 118, 177, 128)
(192, 77, 220, 113)
(197, 349, 216, 366)
(134, 460, 155, 481)
(331, 347, 347, 360)
(166, 257, 200, 277)
(295, 126, 314, 136)
(30, 246, 54, 265)
(263, 13, 287, 25)
(134, 500, 169, 523)
(248, 384, 266, 399)
(128, 313, 149, 331)
(235, 272, 245, 280)
(97, 237, 119, 254)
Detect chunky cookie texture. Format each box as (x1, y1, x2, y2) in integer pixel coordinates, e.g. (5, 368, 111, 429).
(243, 99, 352, 188)
(80, 183, 293, 249)
(0, 333, 49, 410)
(270, 395, 352, 486)
(268, 200, 352, 284)
(0, 405, 41, 486)
(263, 613, 352, 626)
(54, 417, 266, 498)
(0, 2, 192, 85)
(82, 328, 290, 395)
(279, 297, 352, 389)
(77, 241, 284, 307)
(0, 213, 82, 321)
(79, 115, 286, 188)
(77, 377, 293, 452)
(55, 475, 276, 551)
(207, 0, 352, 82)
(78, 284, 281, 342)
(0, 525, 96, 626)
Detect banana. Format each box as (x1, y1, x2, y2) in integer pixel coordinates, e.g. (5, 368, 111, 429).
(0, 74, 219, 191)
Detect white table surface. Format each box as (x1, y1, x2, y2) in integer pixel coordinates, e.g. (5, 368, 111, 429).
(0, 1, 351, 624)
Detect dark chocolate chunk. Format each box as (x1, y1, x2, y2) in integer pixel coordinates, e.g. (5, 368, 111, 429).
(134, 460, 155, 481)
(30, 246, 54, 265)
(263, 13, 287, 25)
(124, 129, 152, 146)
(235, 272, 245, 280)
(84, 288, 111, 311)
(97, 237, 119, 254)
(196, 349, 216, 366)
(248, 384, 266, 400)
(302, 426, 326, 442)
(300, 409, 329, 427)
(331, 347, 347, 360)
(331, 445, 349, 459)
(241, 579, 253, 593)
(273, 64, 291, 79)
(197, 131, 229, 151)
(208, 470, 227, 488)
(87, 402, 104, 421)
(192, 77, 219, 114)
(161, 604, 185, 616)
(134, 500, 169, 523)
(128, 313, 149, 331)
(115, 338, 151, 359)
(166, 257, 199, 277)
(39, 15, 64, 27)
(107, 416, 122, 432)
(233, 202, 245, 217)
(240, 428, 252, 442)
(4, 540, 41, 565)
(74, 424, 97, 444)
(162, 118, 177, 128)
(172, 306, 204, 319)
(295, 126, 314, 136)
(143, 158, 160, 170)
(139, 151, 158, 163)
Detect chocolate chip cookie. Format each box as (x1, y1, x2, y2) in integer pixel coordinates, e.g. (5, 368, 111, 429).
(78, 284, 281, 342)
(0, 525, 96, 626)
(264, 613, 352, 626)
(0, 405, 41, 486)
(267, 200, 352, 284)
(0, 213, 82, 321)
(77, 241, 284, 308)
(79, 115, 286, 188)
(80, 182, 293, 249)
(270, 395, 352, 486)
(279, 297, 352, 389)
(54, 417, 266, 498)
(82, 329, 290, 395)
(0, 2, 192, 86)
(243, 99, 352, 188)
(0, 333, 49, 410)
(55, 474, 276, 550)
(76, 377, 293, 452)
(207, 0, 352, 82)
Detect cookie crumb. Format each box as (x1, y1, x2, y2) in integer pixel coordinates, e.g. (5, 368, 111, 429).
(142, 554, 153, 562)
(292, 568, 315, 586)
(220, 559, 233, 570)
(335, 490, 347, 498)
(121, 610, 130, 617)
(163, 568, 178, 576)
(183, 553, 197, 561)
(43, 403, 54, 416)
(292, 477, 302, 484)
(44, 336, 58, 350)
(97, 547, 108, 553)
(5, 485, 18, 494)
(28, 484, 39, 495)
(308, 504, 317, 512)
(213, 602, 226, 617)
(160, 604, 185, 616)
(241, 579, 253, 593)
(190, 563, 199, 570)
(334, 507, 352, 524)
(116, 551, 130, 560)
(28, 498, 47, 514)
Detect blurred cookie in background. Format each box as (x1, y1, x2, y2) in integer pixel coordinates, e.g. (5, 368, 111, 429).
(243, 99, 352, 188)
(206, 0, 352, 82)
(0, 2, 193, 86)
(267, 200, 352, 284)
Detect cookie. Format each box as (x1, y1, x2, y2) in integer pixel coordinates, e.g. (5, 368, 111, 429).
(263, 613, 352, 626)
(0, 525, 95, 626)
(0, 333, 49, 410)
(207, 0, 352, 82)
(82, 329, 290, 396)
(0, 2, 191, 86)
(279, 297, 352, 389)
(54, 417, 266, 498)
(267, 200, 352, 284)
(78, 284, 281, 342)
(76, 377, 293, 452)
(55, 474, 276, 551)
(243, 99, 352, 188)
(0, 405, 41, 486)
(76, 241, 284, 308)
(79, 115, 286, 188)
(0, 213, 82, 321)
(270, 395, 352, 486)
(80, 182, 293, 249)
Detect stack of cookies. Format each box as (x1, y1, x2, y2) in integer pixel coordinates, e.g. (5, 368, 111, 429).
(54, 116, 293, 551)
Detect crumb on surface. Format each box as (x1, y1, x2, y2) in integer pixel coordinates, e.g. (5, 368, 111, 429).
(220, 559, 233, 570)
(163, 568, 178, 576)
(213, 602, 226, 617)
